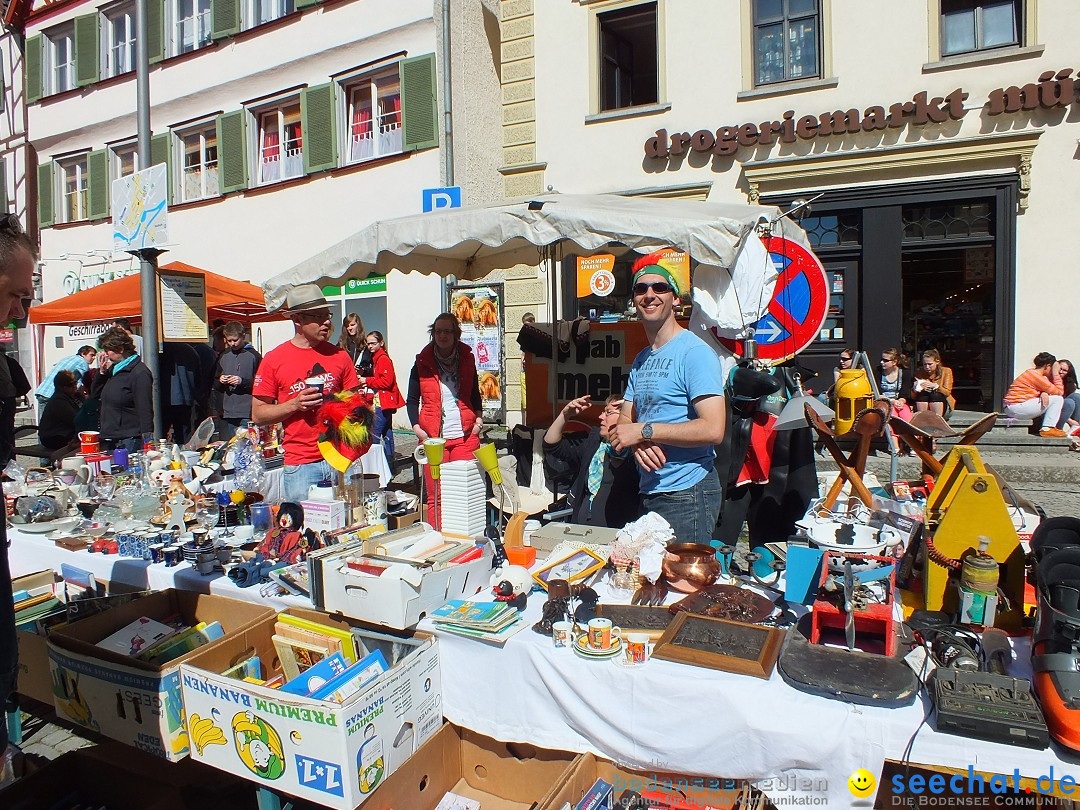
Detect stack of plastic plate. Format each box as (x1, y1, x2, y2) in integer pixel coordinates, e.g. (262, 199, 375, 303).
(437, 459, 488, 538)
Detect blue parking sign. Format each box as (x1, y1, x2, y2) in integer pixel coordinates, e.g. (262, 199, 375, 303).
(422, 186, 461, 212)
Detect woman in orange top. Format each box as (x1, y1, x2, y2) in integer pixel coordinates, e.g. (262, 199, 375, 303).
(911, 348, 956, 419)
(1002, 352, 1066, 437)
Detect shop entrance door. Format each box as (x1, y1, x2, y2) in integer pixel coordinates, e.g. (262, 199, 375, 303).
(900, 201, 997, 411)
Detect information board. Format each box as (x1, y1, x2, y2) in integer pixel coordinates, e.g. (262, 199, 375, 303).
(157, 268, 208, 342)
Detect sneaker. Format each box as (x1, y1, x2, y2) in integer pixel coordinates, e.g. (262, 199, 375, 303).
(1040, 427, 1068, 438)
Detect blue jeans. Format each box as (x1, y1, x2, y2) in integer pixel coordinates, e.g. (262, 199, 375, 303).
(642, 467, 722, 544)
(282, 459, 333, 503)
(1057, 393, 1080, 429)
(374, 407, 395, 473)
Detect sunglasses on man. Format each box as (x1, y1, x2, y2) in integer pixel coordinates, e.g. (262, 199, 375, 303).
(633, 281, 673, 296)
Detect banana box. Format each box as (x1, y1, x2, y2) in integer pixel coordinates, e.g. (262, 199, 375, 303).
(179, 608, 443, 810)
(46, 590, 273, 761)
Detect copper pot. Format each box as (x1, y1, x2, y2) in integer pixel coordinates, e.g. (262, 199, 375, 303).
(662, 543, 722, 593)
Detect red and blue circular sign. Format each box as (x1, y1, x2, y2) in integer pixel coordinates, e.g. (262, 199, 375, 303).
(716, 235, 829, 363)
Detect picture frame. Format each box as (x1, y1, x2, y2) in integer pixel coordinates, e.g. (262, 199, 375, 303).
(593, 604, 675, 640)
(531, 547, 606, 590)
(651, 612, 783, 680)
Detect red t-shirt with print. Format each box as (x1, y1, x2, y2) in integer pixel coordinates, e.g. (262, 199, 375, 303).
(253, 340, 360, 464)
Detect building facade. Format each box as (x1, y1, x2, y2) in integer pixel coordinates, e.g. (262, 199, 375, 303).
(499, 0, 1078, 413)
(13, 0, 503, 419)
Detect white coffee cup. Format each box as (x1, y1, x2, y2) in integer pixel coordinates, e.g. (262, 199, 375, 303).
(552, 620, 573, 649)
(587, 617, 621, 650)
(623, 632, 654, 666)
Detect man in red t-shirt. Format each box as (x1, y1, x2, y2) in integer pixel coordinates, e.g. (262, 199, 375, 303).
(252, 284, 360, 502)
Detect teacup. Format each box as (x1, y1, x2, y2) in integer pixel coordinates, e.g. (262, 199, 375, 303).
(623, 632, 654, 666)
(587, 618, 621, 650)
(552, 620, 574, 649)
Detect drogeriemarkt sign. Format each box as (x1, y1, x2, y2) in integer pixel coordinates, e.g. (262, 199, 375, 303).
(644, 67, 1078, 158)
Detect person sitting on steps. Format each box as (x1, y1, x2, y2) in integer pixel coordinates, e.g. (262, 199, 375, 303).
(1002, 351, 1066, 438)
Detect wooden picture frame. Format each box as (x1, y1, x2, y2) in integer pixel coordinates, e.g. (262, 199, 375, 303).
(593, 604, 675, 640)
(652, 612, 783, 680)
(531, 547, 606, 590)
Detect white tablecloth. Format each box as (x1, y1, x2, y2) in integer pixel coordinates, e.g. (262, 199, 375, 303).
(206, 448, 392, 502)
(12, 524, 1079, 804)
(8, 528, 309, 612)
(419, 587, 1080, 806)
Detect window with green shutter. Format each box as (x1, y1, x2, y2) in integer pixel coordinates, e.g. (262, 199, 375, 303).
(216, 110, 247, 193)
(0, 164, 7, 212)
(147, 0, 165, 63)
(301, 83, 336, 174)
(74, 13, 99, 86)
(25, 35, 42, 104)
(86, 149, 109, 220)
(37, 162, 55, 228)
(151, 132, 173, 202)
(400, 53, 438, 152)
(211, 0, 241, 40)
(341, 66, 402, 165)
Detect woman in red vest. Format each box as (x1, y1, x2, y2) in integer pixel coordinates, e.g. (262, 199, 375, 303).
(406, 313, 483, 525)
(362, 330, 406, 474)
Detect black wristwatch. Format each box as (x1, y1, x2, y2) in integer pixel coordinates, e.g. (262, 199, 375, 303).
(641, 422, 654, 440)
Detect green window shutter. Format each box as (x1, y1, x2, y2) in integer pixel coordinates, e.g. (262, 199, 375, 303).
(400, 53, 439, 152)
(151, 132, 173, 202)
(37, 161, 54, 229)
(211, 0, 240, 40)
(0, 168, 7, 212)
(296, 0, 320, 9)
(216, 110, 247, 193)
(25, 35, 42, 104)
(147, 0, 165, 63)
(301, 83, 336, 174)
(74, 14, 99, 87)
(87, 149, 109, 220)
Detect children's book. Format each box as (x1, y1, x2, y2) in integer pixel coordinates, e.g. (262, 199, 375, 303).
(97, 617, 177, 657)
(273, 634, 332, 681)
(141, 621, 225, 664)
(309, 650, 389, 704)
(275, 614, 358, 663)
(279, 652, 348, 697)
(273, 621, 347, 662)
(223, 655, 263, 681)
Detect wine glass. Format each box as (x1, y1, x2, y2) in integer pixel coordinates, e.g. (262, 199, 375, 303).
(230, 490, 247, 525)
(195, 495, 218, 538)
(93, 473, 116, 504)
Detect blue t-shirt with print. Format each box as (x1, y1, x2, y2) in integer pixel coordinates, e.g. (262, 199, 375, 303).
(624, 329, 726, 495)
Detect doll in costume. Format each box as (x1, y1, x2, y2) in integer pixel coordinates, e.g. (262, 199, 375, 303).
(253, 501, 315, 564)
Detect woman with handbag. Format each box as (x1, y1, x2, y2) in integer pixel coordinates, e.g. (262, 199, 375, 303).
(407, 314, 483, 525)
(362, 331, 405, 474)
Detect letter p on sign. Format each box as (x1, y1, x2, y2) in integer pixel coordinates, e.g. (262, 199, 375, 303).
(422, 186, 462, 212)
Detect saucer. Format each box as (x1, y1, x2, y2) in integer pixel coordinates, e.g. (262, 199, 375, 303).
(574, 635, 622, 659)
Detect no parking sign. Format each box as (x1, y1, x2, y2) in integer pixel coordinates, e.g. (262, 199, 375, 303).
(715, 235, 828, 363)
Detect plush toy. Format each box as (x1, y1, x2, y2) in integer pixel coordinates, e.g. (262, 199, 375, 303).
(317, 391, 376, 472)
(253, 502, 316, 565)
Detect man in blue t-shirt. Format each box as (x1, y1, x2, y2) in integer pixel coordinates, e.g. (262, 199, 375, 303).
(610, 252, 727, 543)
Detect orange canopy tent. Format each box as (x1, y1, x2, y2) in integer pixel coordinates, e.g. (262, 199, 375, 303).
(28, 261, 282, 325)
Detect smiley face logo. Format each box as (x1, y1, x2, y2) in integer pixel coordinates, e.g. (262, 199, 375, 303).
(848, 768, 876, 798)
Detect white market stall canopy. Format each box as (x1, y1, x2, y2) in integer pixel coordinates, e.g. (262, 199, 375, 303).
(263, 193, 812, 331)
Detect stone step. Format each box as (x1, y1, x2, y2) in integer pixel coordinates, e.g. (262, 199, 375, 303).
(817, 450, 1080, 485)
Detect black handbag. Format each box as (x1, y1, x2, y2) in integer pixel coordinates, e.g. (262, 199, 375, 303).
(516, 318, 590, 361)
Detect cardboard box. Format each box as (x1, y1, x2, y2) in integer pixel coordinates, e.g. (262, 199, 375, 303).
(0, 747, 186, 810)
(542, 754, 763, 810)
(302, 499, 347, 532)
(368, 723, 580, 809)
(13, 570, 59, 706)
(46, 589, 273, 761)
(179, 607, 443, 810)
(388, 509, 421, 530)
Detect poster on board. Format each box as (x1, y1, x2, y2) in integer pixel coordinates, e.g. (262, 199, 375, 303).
(158, 268, 209, 342)
(448, 283, 505, 423)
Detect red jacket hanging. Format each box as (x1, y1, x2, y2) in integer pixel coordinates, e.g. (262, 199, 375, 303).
(363, 347, 406, 410)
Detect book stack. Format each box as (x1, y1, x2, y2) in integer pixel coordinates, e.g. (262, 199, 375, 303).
(437, 460, 488, 539)
(13, 587, 64, 633)
(279, 649, 389, 703)
(430, 599, 526, 645)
